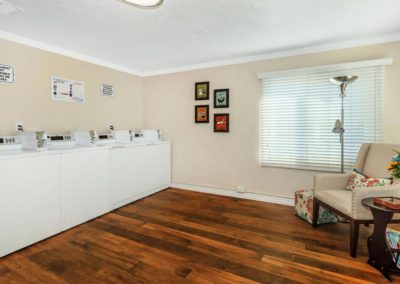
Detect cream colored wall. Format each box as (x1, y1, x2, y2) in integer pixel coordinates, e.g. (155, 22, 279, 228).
(2, 37, 399, 199)
(143, 41, 400, 199)
(0, 38, 143, 135)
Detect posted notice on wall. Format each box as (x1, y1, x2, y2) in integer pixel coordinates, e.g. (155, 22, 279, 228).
(101, 83, 115, 97)
(0, 64, 14, 83)
(51, 76, 85, 103)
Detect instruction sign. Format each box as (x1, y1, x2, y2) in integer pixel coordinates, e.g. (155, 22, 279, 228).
(0, 64, 14, 83)
(51, 76, 85, 104)
(101, 83, 115, 97)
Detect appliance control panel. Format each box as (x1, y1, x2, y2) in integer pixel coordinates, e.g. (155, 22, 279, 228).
(98, 134, 114, 140)
(0, 136, 20, 145)
(48, 135, 73, 141)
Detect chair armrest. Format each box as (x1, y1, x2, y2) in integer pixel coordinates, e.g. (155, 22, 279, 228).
(314, 172, 351, 192)
(352, 182, 400, 220)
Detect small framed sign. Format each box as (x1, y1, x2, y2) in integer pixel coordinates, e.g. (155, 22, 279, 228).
(0, 64, 14, 83)
(101, 83, 115, 97)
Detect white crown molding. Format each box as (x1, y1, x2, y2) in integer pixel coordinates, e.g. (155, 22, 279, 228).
(0, 30, 144, 76)
(171, 182, 294, 206)
(1, 29, 399, 77)
(257, 58, 393, 79)
(143, 32, 400, 77)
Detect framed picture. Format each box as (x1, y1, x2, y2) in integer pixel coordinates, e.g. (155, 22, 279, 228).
(195, 82, 209, 100)
(195, 105, 210, 123)
(214, 89, 229, 108)
(214, 113, 229, 132)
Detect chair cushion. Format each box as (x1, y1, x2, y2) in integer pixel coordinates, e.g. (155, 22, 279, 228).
(315, 190, 353, 217)
(363, 144, 400, 178)
(317, 187, 400, 220)
(346, 169, 392, 191)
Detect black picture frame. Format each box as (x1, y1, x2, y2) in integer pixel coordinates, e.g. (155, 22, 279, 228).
(195, 82, 210, 100)
(214, 89, 229, 108)
(214, 113, 229, 132)
(195, 105, 210, 123)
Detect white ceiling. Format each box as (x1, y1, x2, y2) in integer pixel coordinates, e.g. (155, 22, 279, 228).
(0, 0, 400, 76)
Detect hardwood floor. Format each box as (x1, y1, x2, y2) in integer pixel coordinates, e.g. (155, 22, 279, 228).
(0, 188, 398, 283)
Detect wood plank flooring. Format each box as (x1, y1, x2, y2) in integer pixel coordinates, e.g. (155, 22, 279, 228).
(0, 188, 398, 283)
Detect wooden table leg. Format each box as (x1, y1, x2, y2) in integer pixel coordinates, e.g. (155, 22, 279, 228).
(367, 207, 394, 281)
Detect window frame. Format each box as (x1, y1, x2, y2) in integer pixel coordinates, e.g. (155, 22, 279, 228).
(257, 58, 392, 172)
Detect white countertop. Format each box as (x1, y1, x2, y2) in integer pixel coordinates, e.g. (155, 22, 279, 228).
(0, 141, 170, 160)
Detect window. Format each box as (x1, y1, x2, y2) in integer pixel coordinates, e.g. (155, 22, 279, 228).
(259, 59, 391, 172)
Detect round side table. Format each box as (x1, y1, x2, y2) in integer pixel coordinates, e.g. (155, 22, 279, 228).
(362, 197, 400, 281)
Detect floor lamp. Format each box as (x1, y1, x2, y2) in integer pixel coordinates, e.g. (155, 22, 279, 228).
(329, 75, 358, 173)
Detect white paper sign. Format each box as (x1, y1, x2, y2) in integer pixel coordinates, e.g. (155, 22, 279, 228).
(101, 83, 115, 97)
(51, 76, 85, 103)
(0, 64, 14, 83)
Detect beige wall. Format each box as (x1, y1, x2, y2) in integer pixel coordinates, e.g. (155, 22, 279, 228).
(2, 37, 400, 199)
(0, 38, 143, 135)
(143, 41, 400, 199)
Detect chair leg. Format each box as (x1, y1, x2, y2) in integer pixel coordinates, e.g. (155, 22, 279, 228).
(350, 221, 360, 258)
(312, 198, 320, 228)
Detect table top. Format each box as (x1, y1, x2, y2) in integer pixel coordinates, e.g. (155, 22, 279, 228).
(362, 197, 400, 213)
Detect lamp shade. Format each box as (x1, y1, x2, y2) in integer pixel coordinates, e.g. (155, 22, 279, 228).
(332, 119, 344, 134)
(329, 76, 358, 86)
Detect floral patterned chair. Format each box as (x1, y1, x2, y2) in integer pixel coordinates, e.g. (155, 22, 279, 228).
(294, 189, 337, 224)
(312, 143, 400, 257)
(387, 227, 400, 268)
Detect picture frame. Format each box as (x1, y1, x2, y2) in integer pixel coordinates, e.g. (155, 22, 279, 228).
(214, 113, 229, 132)
(214, 89, 229, 108)
(195, 82, 210, 100)
(195, 105, 210, 123)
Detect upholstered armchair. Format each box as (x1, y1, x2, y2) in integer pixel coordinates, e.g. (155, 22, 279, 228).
(312, 143, 400, 257)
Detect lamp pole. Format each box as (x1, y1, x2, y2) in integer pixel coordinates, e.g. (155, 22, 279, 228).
(340, 85, 345, 173)
(330, 76, 358, 173)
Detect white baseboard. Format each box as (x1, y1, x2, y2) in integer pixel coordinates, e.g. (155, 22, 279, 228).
(171, 183, 294, 206)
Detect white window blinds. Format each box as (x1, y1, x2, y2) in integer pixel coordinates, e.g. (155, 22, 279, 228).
(260, 64, 385, 172)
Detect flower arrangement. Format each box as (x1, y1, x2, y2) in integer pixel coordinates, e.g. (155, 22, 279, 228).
(388, 150, 400, 179)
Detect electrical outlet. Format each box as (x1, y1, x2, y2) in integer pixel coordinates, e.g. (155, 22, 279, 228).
(236, 185, 246, 193)
(15, 122, 24, 132)
(109, 124, 114, 131)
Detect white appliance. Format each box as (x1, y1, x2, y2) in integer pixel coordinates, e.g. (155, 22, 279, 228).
(0, 153, 62, 258)
(142, 129, 161, 142)
(145, 143, 171, 194)
(97, 133, 116, 145)
(109, 128, 170, 210)
(71, 130, 97, 146)
(19, 131, 48, 151)
(132, 129, 162, 143)
(110, 129, 144, 208)
(61, 147, 110, 230)
(0, 139, 171, 257)
(47, 134, 76, 149)
(110, 143, 146, 209)
(0, 135, 21, 151)
(112, 130, 133, 143)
